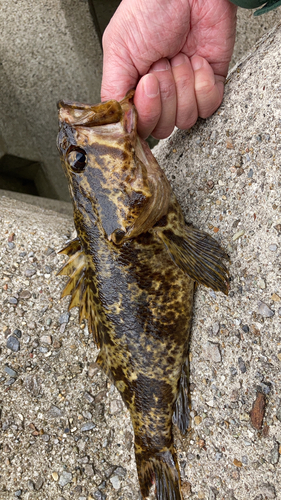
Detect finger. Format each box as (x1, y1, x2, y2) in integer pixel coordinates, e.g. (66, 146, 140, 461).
(134, 74, 161, 139)
(191, 56, 224, 119)
(149, 58, 176, 139)
(170, 53, 198, 130)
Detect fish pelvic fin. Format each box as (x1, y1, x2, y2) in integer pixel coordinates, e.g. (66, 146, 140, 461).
(57, 239, 100, 346)
(136, 448, 183, 500)
(173, 359, 190, 435)
(155, 225, 230, 295)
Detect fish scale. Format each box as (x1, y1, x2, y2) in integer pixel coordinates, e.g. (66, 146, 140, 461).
(57, 90, 229, 499)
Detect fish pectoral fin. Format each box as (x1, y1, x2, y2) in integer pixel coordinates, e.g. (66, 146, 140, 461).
(155, 226, 230, 295)
(173, 359, 190, 435)
(57, 239, 100, 346)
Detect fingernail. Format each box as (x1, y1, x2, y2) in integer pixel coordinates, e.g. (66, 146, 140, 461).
(150, 58, 170, 72)
(171, 53, 188, 68)
(191, 56, 203, 72)
(143, 74, 159, 98)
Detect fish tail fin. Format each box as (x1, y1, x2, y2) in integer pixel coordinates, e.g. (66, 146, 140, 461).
(136, 448, 183, 500)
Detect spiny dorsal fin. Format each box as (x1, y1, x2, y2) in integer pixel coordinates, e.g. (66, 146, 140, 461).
(57, 239, 100, 346)
(155, 225, 229, 295)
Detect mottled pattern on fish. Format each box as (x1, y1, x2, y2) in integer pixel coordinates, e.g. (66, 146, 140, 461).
(57, 91, 229, 500)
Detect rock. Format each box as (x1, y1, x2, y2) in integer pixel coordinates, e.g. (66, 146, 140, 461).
(19, 290, 31, 299)
(25, 268, 36, 277)
(269, 441, 279, 465)
(238, 357, 246, 373)
(260, 483, 276, 499)
(24, 375, 41, 396)
(110, 475, 121, 490)
(27, 480, 34, 491)
(58, 471, 72, 487)
(40, 335, 52, 344)
(34, 476, 44, 491)
(13, 328, 22, 338)
(81, 422, 95, 432)
(110, 399, 123, 414)
(209, 487, 218, 499)
(59, 312, 70, 324)
(6, 336, 20, 352)
(14, 490, 22, 497)
(257, 301, 274, 318)
(84, 464, 94, 476)
(114, 466, 127, 477)
(47, 405, 63, 418)
(250, 392, 266, 430)
(93, 491, 106, 500)
(212, 321, 220, 335)
(202, 342, 222, 363)
(4, 366, 17, 378)
(268, 244, 277, 252)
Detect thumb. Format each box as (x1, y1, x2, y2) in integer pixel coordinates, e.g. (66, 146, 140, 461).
(101, 32, 139, 102)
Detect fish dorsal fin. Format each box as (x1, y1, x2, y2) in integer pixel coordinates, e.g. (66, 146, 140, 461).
(155, 225, 230, 295)
(173, 359, 190, 435)
(57, 239, 100, 346)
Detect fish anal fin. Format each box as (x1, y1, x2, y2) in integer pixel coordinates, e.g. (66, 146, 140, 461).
(173, 359, 190, 435)
(155, 226, 230, 295)
(136, 448, 183, 500)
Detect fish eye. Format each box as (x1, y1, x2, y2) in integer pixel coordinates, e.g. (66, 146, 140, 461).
(67, 148, 87, 172)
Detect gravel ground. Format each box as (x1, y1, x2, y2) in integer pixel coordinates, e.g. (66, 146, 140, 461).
(1, 21, 281, 500)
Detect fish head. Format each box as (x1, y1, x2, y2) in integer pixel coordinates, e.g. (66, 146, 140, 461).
(57, 91, 171, 245)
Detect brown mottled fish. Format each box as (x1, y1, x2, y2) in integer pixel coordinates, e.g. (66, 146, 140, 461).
(57, 90, 229, 500)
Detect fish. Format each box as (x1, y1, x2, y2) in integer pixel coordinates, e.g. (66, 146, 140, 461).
(56, 90, 229, 500)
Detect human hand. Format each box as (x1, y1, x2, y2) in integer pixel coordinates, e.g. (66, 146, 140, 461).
(101, 0, 237, 139)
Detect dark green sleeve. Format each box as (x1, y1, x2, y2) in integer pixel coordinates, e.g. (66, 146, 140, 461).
(229, 0, 281, 15)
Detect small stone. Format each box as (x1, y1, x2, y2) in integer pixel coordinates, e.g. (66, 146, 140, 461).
(276, 405, 281, 421)
(52, 472, 59, 481)
(59, 471, 73, 487)
(5, 377, 16, 386)
(46, 318, 52, 326)
(230, 366, 238, 376)
(9, 297, 18, 305)
(13, 328, 22, 338)
(268, 244, 277, 252)
(40, 335, 52, 345)
(83, 392, 94, 403)
(233, 458, 242, 467)
(194, 415, 202, 425)
(233, 230, 245, 241)
(34, 476, 44, 491)
(114, 466, 127, 478)
(24, 375, 41, 396)
(250, 392, 266, 430)
(88, 362, 99, 377)
(242, 324, 249, 333)
(19, 290, 31, 299)
(84, 464, 94, 476)
(4, 366, 17, 378)
(39, 346, 49, 353)
(110, 475, 121, 490)
(27, 480, 34, 490)
(269, 441, 279, 465)
(257, 279, 266, 289)
(242, 455, 248, 464)
(212, 321, 220, 335)
(238, 357, 246, 373)
(209, 487, 218, 499)
(53, 340, 61, 349)
(7, 336, 20, 352)
(247, 168, 253, 178)
(25, 269, 36, 277)
(202, 342, 222, 363)
(41, 434, 50, 442)
(260, 483, 276, 499)
(215, 452, 223, 460)
(59, 312, 70, 324)
(271, 293, 280, 302)
(110, 399, 123, 414)
(47, 405, 63, 418)
(14, 490, 22, 497)
(81, 422, 95, 432)
(93, 491, 106, 500)
(257, 301, 274, 318)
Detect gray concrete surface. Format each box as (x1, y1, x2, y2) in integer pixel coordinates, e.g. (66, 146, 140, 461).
(0, 0, 102, 201)
(1, 15, 281, 500)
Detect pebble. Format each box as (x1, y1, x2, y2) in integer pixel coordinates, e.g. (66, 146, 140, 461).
(260, 483, 276, 498)
(242, 324, 249, 333)
(212, 321, 220, 335)
(230, 367, 238, 376)
(9, 297, 18, 305)
(110, 475, 121, 490)
(5, 377, 16, 386)
(202, 342, 222, 363)
(40, 335, 52, 345)
(242, 455, 248, 464)
(24, 374, 41, 396)
(93, 491, 106, 500)
(268, 244, 277, 252)
(276, 405, 281, 421)
(209, 487, 218, 499)
(110, 399, 123, 414)
(13, 329, 22, 338)
(238, 357, 246, 373)
(46, 318, 52, 326)
(83, 391, 94, 403)
(6, 336, 20, 352)
(81, 422, 95, 432)
(269, 441, 279, 465)
(278, 308, 281, 317)
(27, 480, 34, 491)
(19, 290, 31, 299)
(47, 405, 63, 418)
(233, 230, 245, 241)
(250, 392, 266, 430)
(14, 490, 22, 497)
(84, 464, 94, 476)
(59, 312, 70, 324)
(52, 472, 59, 481)
(257, 301, 275, 318)
(34, 476, 44, 491)
(25, 269, 36, 277)
(59, 471, 72, 487)
(247, 168, 253, 178)
(4, 366, 17, 378)
(114, 466, 127, 477)
(257, 279, 266, 289)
